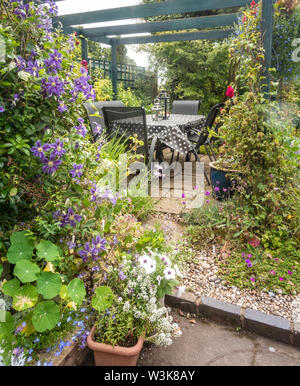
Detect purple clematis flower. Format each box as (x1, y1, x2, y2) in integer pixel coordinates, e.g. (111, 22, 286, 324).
(44, 49, 62, 73)
(90, 186, 99, 202)
(26, 60, 42, 77)
(42, 76, 65, 97)
(51, 139, 65, 158)
(58, 100, 68, 113)
(42, 153, 61, 174)
(31, 140, 51, 159)
(0, 106, 5, 113)
(92, 235, 107, 253)
(65, 208, 82, 227)
(78, 242, 97, 262)
(69, 163, 83, 178)
(53, 210, 68, 227)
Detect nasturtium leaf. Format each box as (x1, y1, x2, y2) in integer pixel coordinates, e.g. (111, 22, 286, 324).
(2, 278, 20, 296)
(67, 278, 86, 304)
(91, 286, 114, 313)
(20, 312, 35, 337)
(59, 284, 68, 300)
(0, 311, 14, 337)
(32, 300, 60, 332)
(12, 284, 38, 311)
(7, 231, 34, 264)
(36, 240, 60, 262)
(13, 260, 40, 283)
(36, 272, 62, 299)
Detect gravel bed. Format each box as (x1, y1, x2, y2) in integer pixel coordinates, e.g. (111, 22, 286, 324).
(182, 248, 299, 323)
(147, 212, 300, 323)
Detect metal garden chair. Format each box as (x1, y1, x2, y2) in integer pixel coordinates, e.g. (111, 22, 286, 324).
(84, 101, 125, 142)
(171, 100, 200, 115)
(186, 102, 225, 162)
(101, 106, 159, 169)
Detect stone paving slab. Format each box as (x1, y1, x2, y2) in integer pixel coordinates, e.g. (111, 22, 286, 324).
(138, 311, 300, 366)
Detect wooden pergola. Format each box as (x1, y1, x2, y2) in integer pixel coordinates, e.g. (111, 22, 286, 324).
(52, 0, 274, 97)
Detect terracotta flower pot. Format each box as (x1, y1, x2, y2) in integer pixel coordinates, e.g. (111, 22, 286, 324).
(87, 325, 144, 366)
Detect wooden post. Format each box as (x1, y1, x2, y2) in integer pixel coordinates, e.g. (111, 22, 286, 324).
(261, 0, 274, 99)
(111, 38, 118, 100)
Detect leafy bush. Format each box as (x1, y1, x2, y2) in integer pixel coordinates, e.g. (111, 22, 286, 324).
(0, 0, 95, 230)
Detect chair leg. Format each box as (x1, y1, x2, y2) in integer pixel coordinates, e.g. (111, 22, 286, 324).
(170, 149, 175, 164)
(193, 150, 210, 186)
(204, 143, 214, 163)
(207, 139, 217, 161)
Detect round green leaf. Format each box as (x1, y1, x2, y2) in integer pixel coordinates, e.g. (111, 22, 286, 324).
(9, 187, 18, 197)
(36, 272, 62, 299)
(32, 300, 60, 332)
(2, 278, 20, 296)
(7, 231, 34, 264)
(0, 311, 15, 337)
(12, 284, 38, 311)
(59, 284, 68, 300)
(67, 278, 86, 304)
(13, 260, 40, 283)
(91, 286, 114, 313)
(36, 240, 60, 262)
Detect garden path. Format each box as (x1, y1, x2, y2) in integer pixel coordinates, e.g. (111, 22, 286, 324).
(152, 151, 211, 214)
(138, 309, 300, 366)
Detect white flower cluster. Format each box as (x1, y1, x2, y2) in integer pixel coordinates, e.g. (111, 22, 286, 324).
(114, 254, 182, 346)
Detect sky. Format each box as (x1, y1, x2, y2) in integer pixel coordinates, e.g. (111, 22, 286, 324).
(56, 0, 150, 68)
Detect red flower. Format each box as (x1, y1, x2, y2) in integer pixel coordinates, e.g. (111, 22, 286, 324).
(226, 86, 235, 98)
(250, 0, 256, 7)
(243, 15, 248, 23)
(81, 60, 88, 67)
(248, 237, 260, 248)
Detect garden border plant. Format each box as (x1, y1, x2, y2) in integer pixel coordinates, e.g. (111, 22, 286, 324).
(185, 0, 300, 295)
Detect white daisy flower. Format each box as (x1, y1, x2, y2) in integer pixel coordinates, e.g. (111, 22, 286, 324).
(138, 255, 156, 274)
(163, 267, 176, 280)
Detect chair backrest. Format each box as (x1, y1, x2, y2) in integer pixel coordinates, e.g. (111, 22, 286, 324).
(171, 100, 200, 115)
(194, 103, 225, 150)
(204, 102, 225, 129)
(84, 101, 125, 141)
(101, 106, 149, 161)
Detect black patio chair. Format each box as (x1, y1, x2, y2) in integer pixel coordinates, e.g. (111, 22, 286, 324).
(165, 99, 201, 163)
(101, 106, 159, 169)
(84, 101, 125, 142)
(186, 102, 225, 162)
(171, 100, 200, 115)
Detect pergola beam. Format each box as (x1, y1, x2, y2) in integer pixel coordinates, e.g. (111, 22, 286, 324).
(76, 13, 239, 38)
(53, 0, 252, 27)
(116, 29, 235, 45)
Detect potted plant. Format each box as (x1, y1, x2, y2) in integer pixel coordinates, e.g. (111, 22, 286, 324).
(86, 253, 182, 366)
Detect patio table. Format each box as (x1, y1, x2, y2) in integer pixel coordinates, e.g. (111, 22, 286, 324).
(146, 114, 206, 156)
(109, 113, 206, 157)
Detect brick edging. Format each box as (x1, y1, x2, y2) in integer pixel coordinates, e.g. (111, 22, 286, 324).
(165, 293, 300, 348)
